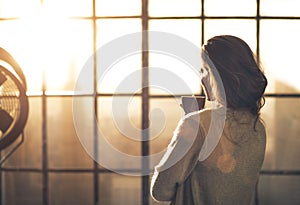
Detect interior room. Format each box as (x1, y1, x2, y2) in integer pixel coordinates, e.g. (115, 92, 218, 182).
(0, 0, 299, 204)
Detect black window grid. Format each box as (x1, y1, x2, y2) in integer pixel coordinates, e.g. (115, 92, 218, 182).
(0, 0, 300, 204)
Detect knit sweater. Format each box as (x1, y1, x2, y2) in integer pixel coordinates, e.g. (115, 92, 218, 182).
(151, 108, 266, 205)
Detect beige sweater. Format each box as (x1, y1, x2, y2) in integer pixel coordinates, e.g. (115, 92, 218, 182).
(151, 108, 266, 205)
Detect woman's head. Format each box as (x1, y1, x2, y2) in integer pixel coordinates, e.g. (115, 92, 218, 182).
(201, 35, 267, 115)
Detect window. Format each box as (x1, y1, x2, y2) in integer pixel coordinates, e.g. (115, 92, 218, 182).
(1, 0, 300, 205)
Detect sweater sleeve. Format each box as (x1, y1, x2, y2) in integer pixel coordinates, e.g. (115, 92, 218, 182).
(150, 116, 205, 202)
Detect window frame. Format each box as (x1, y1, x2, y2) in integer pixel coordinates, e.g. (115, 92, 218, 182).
(1, 0, 300, 205)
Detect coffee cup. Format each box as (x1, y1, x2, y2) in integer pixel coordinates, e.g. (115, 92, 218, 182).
(181, 96, 206, 114)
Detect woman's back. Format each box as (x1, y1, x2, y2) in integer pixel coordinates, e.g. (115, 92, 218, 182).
(171, 109, 266, 205)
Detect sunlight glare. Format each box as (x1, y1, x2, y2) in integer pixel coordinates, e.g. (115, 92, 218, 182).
(205, 20, 257, 52)
(96, 0, 141, 16)
(2, 5, 93, 93)
(260, 20, 300, 93)
(149, 53, 201, 95)
(149, 0, 201, 17)
(261, 0, 300, 17)
(19, 9, 71, 91)
(42, 0, 93, 17)
(205, 0, 256, 16)
(0, 0, 40, 18)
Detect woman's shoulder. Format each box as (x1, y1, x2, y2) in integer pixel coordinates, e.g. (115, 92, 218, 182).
(182, 108, 223, 136)
(184, 107, 265, 125)
(184, 107, 226, 124)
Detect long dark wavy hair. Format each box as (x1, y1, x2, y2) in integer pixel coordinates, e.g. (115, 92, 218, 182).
(203, 35, 268, 118)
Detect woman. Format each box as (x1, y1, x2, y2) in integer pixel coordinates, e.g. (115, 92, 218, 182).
(151, 35, 268, 205)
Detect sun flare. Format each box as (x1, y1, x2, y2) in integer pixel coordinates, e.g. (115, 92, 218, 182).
(1, 4, 92, 94)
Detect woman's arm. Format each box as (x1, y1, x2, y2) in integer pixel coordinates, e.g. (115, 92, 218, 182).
(150, 116, 205, 202)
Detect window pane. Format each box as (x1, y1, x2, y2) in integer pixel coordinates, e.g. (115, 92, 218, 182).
(2, 98, 42, 168)
(205, 20, 257, 52)
(205, 0, 256, 16)
(258, 175, 300, 205)
(0, 0, 40, 18)
(97, 97, 141, 170)
(0, 19, 93, 92)
(260, 0, 300, 17)
(96, 0, 141, 16)
(97, 53, 142, 94)
(149, 0, 201, 17)
(49, 173, 93, 205)
(48, 97, 94, 169)
(43, 0, 93, 17)
(149, 53, 201, 95)
(99, 174, 142, 204)
(96, 19, 141, 48)
(150, 19, 201, 47)
(96, 19, 141, 93)
(0, 20, 43, 91)
(149, 20, 202, 95)
(260, 20, 300, 94)
(3, 172, 42, 205)
(43, 20, 93, 91)
(149, 98, 182, 167)
(261, 98, 300, 171)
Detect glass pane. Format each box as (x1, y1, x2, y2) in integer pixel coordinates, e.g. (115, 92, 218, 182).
(148, 53, 201, 95)
(149, 20, 202, 95)
(43, 20, 93, 91)
(96, 19, 142, 94)
(260, 20, 300, 94)
(3, 172, 42, 205)
(149, 0, 201, 17)
(149, 98, 182, 168)
(261, 98, 300, 171)
(99, 174, 141, 204)
(48, 97, 94, 168)
(258, 175, 300, 205)
(96, 19, 141, 48)
(97, 53, 142, 94)
(260, 0, 300, 17)
(97, 97, 141, 170)
(49, 173, 93, 205)
(0, 0, 40, 18)
(0, 19, 93, 92)
(96, 0, 141, 16)
(205, 0, 256, 16)
(2, 98, 42, 168)
(205, 20, 257, 52)
(0, 20, 43, 91)
(43, 0, 93, 17)
(150, 19, 201, 48)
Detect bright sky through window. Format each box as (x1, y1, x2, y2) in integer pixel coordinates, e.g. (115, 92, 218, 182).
(0, 0, 300, 94)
